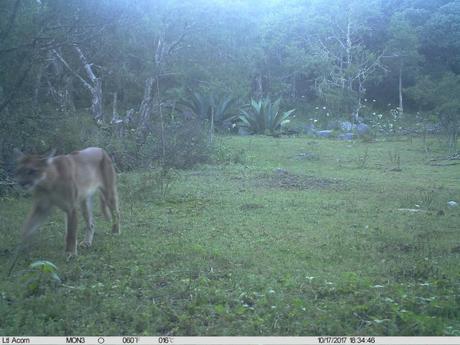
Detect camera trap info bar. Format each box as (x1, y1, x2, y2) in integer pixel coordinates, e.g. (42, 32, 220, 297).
(1, 336, 460, 345)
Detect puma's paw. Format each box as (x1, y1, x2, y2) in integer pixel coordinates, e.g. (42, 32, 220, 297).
(112, 224, 121, 235)
(65, 251, 77, 261)
(79, 240, 92, 248)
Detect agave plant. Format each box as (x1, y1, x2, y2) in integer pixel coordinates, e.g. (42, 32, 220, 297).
(180, 91, 212, 120)
(180, 90, 236, 129)
(210, 94, 237, 128)
(239, 97, 295, 135)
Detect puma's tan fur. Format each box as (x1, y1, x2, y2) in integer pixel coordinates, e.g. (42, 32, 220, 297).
(15, 147, 120, 257)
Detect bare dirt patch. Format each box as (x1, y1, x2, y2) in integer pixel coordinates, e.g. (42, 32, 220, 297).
(254, 171, 345, 191)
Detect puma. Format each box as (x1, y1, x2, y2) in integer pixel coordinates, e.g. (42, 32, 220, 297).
(14, 147, 120, 257)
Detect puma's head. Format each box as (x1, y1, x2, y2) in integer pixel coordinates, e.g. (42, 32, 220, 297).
(14, 149, 55, 191)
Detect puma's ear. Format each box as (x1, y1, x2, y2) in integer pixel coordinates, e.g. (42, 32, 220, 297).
(13, 148, 25, 161)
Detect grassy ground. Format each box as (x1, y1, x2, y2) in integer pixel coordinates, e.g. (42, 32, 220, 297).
(0, 135, 459, 335)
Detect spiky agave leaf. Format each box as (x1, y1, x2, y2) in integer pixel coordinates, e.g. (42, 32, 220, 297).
(271, 108, 296, 133)
(239, 109, 260, 133)
(179, 90, 212, 120)
(213, 95, 237, 124)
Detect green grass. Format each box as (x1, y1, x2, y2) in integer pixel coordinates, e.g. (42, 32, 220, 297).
(1, 135, 459, 335)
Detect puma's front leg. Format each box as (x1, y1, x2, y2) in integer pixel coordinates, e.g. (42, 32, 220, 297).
(22, 202, 52, 242)
(65, 208, 78, 258)
(80, 196, 94, 248)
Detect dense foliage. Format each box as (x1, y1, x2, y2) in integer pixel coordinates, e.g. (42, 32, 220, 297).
(1, 0, 459, 171)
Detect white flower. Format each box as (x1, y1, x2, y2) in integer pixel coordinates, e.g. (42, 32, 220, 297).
(315, 107, 319, 110)
(322, 106, 326, 110)
(268, 289, 275, 294)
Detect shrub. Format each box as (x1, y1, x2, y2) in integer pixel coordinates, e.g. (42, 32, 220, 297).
(238, 97, 295, 136)
(147, 119, 213, 170)
(20, 260, 61, 296)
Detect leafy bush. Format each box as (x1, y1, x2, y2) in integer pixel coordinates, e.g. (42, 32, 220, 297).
(212, 139, 247, 165)
(148, 119, 212, 170)
(238, 98, 295, 135)
(20, 260, 61, 296)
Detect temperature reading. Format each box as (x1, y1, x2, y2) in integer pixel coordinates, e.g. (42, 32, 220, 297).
(122, 337, 139, 344)
(158, 337, 173, 344)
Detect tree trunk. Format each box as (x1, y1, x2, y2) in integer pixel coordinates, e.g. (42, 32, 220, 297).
(112, 92, 118, 122)
(53, 47, 103, 122)
(155, 76, 166, 165)
(398, 62, 404, 114)
(32, 63, 44, 111)
(253, 73, 263, 100)
(137, 77, 155, 134)
(73, 46, 103, 122)
(210, 106, 214, 144)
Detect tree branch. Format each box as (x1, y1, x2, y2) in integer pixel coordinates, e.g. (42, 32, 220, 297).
(0, 0, 22, 43)
(52, 49, 93, 91)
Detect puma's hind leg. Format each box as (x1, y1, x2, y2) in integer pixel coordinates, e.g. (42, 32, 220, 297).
(65, 208, 78, 258)
(80, 196, 95, 248)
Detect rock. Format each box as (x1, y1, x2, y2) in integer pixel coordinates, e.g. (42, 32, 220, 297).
(316, 130, 334, 138)
(447, 201, 458, 208)
(326, 120, 339, 130)
(425, 123, 442, 134)
(238, 127, 251, 136)
(303, 124, 317, 135)
(273, 168, 289, 175)
(286, 127, 301, 135)
(294, 152, 320, 160)
(338, 132, 354, 140)
(397, 208, 427, 213)
(356, 123, 370, 136)
(340, 121, 353, 132)
(451, 245, 460, 253)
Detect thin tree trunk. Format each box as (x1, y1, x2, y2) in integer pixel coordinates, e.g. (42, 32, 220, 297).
(156, 76, 166, 165)
(112, 92, 118, 122)
(53, 47, 103, 122)
(32, 63, 44, 111)
(210, 106, 214, 144)
(253, 73, 263, 100)
(137, 77, 154, 134)
(398, 62, 404, 114)
(291, 73, 296, 99)
(73, 46, 104, 122)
